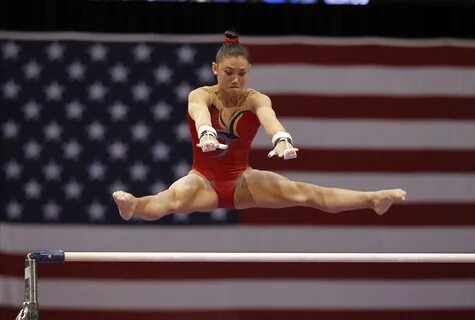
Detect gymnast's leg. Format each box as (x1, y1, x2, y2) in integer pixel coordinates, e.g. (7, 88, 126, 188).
(112, 172, 218, 221)
(234, 168, 406, 215)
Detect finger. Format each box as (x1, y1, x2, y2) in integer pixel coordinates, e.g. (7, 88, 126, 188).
(217, 143, 228, 150)
(268, 150, 276, 158)
(284, 147, 298, 159)
(198, 143, 214, 152)
(284, 151, 297, 160)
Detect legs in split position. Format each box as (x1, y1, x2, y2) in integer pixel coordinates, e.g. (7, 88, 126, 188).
(113, 168, 406, 221)
(113, 172, 218, 221)
(234, 169, 406, 215)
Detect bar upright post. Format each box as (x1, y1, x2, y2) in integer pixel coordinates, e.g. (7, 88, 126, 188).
(15, 256, 39, 320)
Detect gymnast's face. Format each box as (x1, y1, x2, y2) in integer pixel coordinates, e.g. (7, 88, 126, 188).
(212, 56, 250, 94)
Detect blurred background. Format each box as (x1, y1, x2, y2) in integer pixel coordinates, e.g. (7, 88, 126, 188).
(1, 0, 475, 319)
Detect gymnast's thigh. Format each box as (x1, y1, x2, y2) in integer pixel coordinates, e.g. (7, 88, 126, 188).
(168, 171, 219, 212)
(233, 168, 291, 209)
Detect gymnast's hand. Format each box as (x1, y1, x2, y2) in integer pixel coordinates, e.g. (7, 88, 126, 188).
(268, 140, 299, 160)
(196, 132, 228, 152)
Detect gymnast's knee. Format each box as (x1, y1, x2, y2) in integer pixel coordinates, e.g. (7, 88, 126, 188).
(167, 186, 197, 212)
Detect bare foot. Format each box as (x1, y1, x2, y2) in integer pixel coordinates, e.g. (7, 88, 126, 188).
(372, 189, 406, 215)
(112, 191, 137, 221)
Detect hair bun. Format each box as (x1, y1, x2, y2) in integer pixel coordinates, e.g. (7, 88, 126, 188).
(224, 30, 239, 44)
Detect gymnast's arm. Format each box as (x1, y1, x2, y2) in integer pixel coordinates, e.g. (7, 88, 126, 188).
(253, 93, 298, 159)
(188, 88, 227, 151)
(188, 87, 213, 130)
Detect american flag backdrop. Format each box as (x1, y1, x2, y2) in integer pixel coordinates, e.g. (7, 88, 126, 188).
(1, 32, 475, 320)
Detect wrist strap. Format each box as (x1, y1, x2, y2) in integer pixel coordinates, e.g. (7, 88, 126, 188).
(272, 131, 293, 147)
(198, 125, 217, 139)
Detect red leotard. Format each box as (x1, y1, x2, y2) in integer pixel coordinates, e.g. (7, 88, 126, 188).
(187, 85, 261, 208)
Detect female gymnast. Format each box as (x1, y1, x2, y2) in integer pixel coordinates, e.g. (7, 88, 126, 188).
(113, 30, 406, 221)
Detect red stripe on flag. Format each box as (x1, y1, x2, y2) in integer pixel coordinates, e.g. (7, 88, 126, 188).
(2, 307, 475, 320)
(271, 96, 475, 120)
(249, 44, 475, 66)
(250, 149, 475, 173)
(241, 204, 475, 226)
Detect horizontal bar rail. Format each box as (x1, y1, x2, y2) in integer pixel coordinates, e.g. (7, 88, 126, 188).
(29, 250, 475, 263)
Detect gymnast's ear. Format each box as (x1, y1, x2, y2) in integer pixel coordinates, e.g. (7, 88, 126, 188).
(212, 62, 218, 76)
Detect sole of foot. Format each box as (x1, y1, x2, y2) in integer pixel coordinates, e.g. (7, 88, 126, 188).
(112, 191, 137, 221)
(373, 189, 406, 215)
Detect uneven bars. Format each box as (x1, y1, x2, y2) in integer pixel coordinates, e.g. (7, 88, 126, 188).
(28, 250, 475, 263)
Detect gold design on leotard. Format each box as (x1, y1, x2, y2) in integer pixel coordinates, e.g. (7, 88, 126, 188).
(204, 85, 256, 133)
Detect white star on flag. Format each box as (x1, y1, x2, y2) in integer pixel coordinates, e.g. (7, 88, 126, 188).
(4, 160, 22, 179)
(87, 121, 106, 141)
(154, 65, 173, 84)
(23, 140, 42, 159)
(152, 101, 172, 121)
(44, 121, 63, 141)
(2, 120, 19, 139)
(88, 202, 106, 221)
(173, 213, 190, 223)
(43, 161, 62, 181)
(197, 64, 214, 82)
(89, 43, 108, 62)
(23, 60, 42, 80)
(109, 64, 129, 83)
(175, 82, 192, 101)
(88, 82, 107, 101)
(44, 81, 64, 101)
(150, 180, 167, 194)
(88, 161, 107, 180)
(42, 201, 61, 221)
(65, 100, 85, 119)
(63, 140, 82, 160)
(211, 208, 228, 222)
(109, 180, 128, 194)
(23, 101, 41, 119)
(133, 43, 152, 62)
(131, 122, 150, 141)
(173, 160, 190, 178)
(2, 80, 20, 99)
(68, 61, 86, 80)
(6, 201, 22, 220)
(24, 180, 42, 199)
(130, 162, 149, 181)
(2, 41, 20, 60)
(45, 42, 65, 61)
(176, 45, 195, 64)
(175, 122, 190, 141)
(131, 82, 151, 102)
(151, 142, 170, 161)
(64, 180, 83, 199)
(109, 101, 128, 121)
(108, 141, 128, 160)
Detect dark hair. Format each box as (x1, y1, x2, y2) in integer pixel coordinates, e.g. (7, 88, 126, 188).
(215, 30, 250, 63)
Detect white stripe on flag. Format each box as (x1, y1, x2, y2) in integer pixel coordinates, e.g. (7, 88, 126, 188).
(2, 32, 475, 47)
(252, 120, 475, 149)
(1, 276, 475, 310)
(2, 224, 475, 253)
(271, 173, 475, 203)
(249, 65, 475, 96)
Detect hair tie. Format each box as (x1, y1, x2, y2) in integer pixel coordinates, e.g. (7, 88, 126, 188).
(224, 37, 239, 44)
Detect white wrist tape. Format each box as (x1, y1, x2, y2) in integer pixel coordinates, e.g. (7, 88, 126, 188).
(272, 131, 293, 147)
(198, 125, 217, 139)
